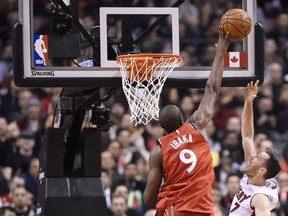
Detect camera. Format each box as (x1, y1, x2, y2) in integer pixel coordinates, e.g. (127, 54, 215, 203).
(91, 107, 111, 131)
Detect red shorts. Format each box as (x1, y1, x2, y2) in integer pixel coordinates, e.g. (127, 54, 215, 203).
(156, 209, 213, 216)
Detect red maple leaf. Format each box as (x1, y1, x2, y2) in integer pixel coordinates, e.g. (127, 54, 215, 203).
(231, 56, 239, 63)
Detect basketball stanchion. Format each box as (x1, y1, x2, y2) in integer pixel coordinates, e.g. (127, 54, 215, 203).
(117, 53, 182, 126)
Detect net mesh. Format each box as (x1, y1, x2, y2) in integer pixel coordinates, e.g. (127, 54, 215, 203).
(117, 54, 182, 126)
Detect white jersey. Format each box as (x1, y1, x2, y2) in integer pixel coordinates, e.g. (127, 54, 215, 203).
(229, 176, 278, 216)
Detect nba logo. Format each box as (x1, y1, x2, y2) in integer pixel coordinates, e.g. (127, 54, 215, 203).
(34, 35, 48, 66)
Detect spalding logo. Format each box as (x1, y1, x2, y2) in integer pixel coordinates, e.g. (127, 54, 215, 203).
(31, 71, 55, 76)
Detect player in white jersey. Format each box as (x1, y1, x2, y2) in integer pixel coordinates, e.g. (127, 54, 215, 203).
(229, 80, 281, 216)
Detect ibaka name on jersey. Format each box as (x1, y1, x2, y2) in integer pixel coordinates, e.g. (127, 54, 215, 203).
(170, 133, 192, 149)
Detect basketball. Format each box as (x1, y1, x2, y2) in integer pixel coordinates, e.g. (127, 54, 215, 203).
(220, 8, 252, 40)
(43, 48, 47, 53)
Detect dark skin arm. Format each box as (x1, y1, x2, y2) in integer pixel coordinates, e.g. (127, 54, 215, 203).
(189, 27, 229, 133)
(143, 27, 229, 209)
(143, 145, 163, 206)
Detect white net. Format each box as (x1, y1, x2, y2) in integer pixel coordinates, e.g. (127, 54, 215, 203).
(117, 54, 182, 126)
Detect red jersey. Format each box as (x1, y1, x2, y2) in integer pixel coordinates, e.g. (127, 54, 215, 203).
(156, 123, 214, 215)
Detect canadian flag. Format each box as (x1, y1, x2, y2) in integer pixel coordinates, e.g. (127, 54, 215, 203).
(224, 52, 247, 68)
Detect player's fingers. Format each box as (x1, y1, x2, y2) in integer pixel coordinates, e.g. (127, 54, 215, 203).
(248, 82, 252, 88)
(224, 31, 229, 39)
(255, 79, 259, 87)
(164, 209, 169, 216)
(171, 206, 175, 216)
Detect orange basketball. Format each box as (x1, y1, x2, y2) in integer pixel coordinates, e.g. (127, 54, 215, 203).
(220, 8, 252, 40)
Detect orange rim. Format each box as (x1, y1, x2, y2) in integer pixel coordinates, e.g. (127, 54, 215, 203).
(116, 53, 182, 65)
(117, 53, 182, 81)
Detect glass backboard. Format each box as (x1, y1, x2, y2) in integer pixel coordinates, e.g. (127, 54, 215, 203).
(13, 0, 263, 88)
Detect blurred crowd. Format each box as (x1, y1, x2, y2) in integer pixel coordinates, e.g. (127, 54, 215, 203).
(1, 0, 288, 216)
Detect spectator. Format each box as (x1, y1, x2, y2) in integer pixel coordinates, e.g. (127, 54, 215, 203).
(267, 11, 288, 46)
(212, 185, 223, 207)
(0, 175, 25, 208)
(0, 170, 9, 196)
(214, 150, 237, 195)
(39, 87, 62, 115)
(109, 193, 140, 216)
(143, 120, 164, 152)
(11, 186, 35, 216)
(110, 103, 126, 129)
(131, 154, 148, 183)
(0, 206, 16, 216)
(225, 116, 241, 134)
(19, 159, 39, 206)
(275, 83, 288, 133)
(17, 97, 46, 135)
(160, 88, 179, 107)
(264, 38, 285, 70)
(255, 95, 277, 131)
(8, 89, 32, 123)
(102, 169, 112, 209)
(179, 95, 195, 121)
(101, 150, 120, 181)
(113, 163, 146, 214)
(4, 131, 37, 174)
(0, 117, 9, 167)
(220, 130, 243, 167)
(206, 120, 221, 152)
(277, 171, 288, 215)
(221, 173, 241, 212)
(266, 62, 284, 97)
(110, 185, 141, 216)
(116, 128, 148, 174)
(214, 87, 238, 133)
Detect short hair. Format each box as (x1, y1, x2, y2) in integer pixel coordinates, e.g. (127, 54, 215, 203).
(212, 184, 221, 191)
(0, 206, 16, 216)
(116, 127, 130, 136)
(12, 185, 27, 195)
(263, 148, 281, 179)
(225, 173, 241, 184)
(159, 105, 183, 133)
(111, 193, 127, 203)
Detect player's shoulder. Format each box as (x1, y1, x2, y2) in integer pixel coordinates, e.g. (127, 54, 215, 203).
(151, 144, 162, 155)
(265, 178, 278, 189)
(251, 193, 271, 208)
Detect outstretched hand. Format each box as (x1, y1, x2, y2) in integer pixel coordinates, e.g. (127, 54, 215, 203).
(245, 80, 259, 102)
(215, 25, 229, 54)
(164, 206, 175, 216)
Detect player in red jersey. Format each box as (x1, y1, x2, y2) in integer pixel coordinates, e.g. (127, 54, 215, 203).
(143, 26, 229, 216)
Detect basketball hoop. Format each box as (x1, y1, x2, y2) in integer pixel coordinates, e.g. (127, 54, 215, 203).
(117, 53, 182, 126)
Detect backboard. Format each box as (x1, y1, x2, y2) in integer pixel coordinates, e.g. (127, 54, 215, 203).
(13, 0, 263, 88)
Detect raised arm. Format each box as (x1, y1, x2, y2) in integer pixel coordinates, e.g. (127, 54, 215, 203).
(143, 145, 163, 207)
(189, 26, 229, 130)
(241, 80, 259, 163)
(251, 194, 271, 216)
